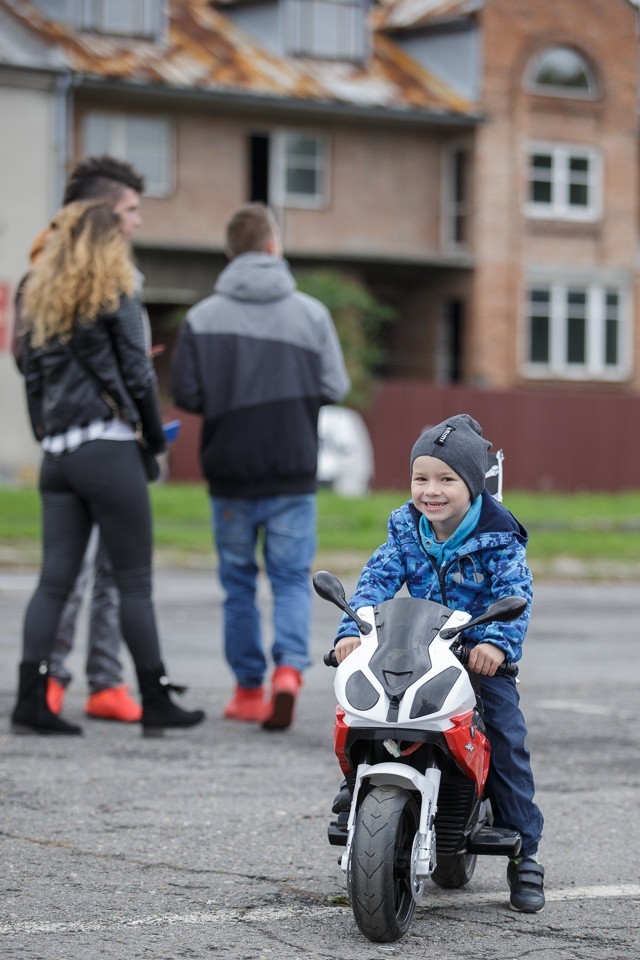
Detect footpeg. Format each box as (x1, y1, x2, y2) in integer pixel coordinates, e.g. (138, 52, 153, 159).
(467, 826, 521, 857)
(328, 818, 348, 846)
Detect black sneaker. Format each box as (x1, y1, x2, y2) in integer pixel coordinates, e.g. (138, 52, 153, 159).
(507, 857, 545, 913)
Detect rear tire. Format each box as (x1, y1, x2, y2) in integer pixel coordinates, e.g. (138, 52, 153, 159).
(349, 785, 420, 943)
(431, 852, 477, 889)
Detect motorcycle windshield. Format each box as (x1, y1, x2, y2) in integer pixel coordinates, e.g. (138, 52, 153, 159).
(368, 596, 453, 701)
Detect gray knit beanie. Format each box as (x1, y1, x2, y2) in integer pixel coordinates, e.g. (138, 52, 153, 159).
(409, 413, 491, 500)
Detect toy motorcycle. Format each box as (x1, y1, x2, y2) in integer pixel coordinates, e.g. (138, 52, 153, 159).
(314, 570, 526, 943)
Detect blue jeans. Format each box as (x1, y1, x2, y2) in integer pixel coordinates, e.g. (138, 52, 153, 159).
(211, 495, 316, 687)
(481, 674, 544, 859)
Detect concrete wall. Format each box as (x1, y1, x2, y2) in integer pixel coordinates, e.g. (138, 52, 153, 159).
(0, 82, 59, 482)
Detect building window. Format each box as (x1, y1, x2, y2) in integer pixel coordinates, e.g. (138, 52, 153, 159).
(284, 0, 368, 61)
(84, 113, 173, 197)
(80, 0, 164, 39)
(442, 147, 470, 249)
(281, 133, 328, 205)
(525, 46, 598, 99)
(526, 144, 600, 221)
(524, 282, 628, 380)
(249, 132, 330, 209)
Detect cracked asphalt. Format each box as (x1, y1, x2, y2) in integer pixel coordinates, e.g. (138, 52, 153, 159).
(1, 566, 639, 959)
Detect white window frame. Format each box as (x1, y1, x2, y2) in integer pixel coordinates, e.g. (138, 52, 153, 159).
(83, 112, 174, 198)
(284, 0, 368, 62)
(80, 0, 164, 39)
(524, 46, 598, 100)
(525, 142, 601, 221)
(522, 280, 631, 381)
(441, 145, 471, 250)
(270, 131, 330, 210)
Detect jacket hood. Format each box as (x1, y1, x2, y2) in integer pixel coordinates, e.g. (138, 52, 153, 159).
(474, 489, 528, 543)
(214, 253, 296, 303)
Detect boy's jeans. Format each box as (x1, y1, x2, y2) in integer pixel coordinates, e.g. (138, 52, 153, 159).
(211, 495, 316, 688)
(481, 674, 544, 859)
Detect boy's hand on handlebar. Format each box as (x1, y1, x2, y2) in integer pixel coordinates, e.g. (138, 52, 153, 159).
(467, 642, 505, 677)
(335, 636, 361, 663)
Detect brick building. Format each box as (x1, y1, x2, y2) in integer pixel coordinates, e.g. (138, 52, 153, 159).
(1, 0, 639, 488)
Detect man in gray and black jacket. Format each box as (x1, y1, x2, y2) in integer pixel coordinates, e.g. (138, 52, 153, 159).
(171, 202, 350, 730)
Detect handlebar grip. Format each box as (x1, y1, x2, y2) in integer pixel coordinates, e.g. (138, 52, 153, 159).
(453, 645, 518, 678)
(453, 645, 470, 665)
(323, 650, 339, 668)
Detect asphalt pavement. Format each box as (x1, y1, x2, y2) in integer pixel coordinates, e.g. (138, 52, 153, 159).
(1, 565, 639, 959)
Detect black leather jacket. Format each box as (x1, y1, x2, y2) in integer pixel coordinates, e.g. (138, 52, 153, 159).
(23, 293, 165, 453)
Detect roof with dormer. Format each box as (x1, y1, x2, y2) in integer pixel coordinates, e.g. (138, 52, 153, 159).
(0, 0, 477, 120)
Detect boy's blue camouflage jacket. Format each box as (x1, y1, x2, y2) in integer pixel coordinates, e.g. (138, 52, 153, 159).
(335, 489, 532, 663)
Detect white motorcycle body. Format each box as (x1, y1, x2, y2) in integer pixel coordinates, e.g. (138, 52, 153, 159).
(316, 573, 524, 943)
(334, 600, 475, 882)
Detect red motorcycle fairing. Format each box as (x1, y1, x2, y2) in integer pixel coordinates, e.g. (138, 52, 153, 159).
(443, 709, 491, 793)
(334, 705, 351, 774)
(335, 704, 474, 776)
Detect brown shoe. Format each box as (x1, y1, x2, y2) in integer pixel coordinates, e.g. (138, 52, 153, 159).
(223, 685, 268, 723)
(85, 685, 142, 722)
(262, 666, 302, 731)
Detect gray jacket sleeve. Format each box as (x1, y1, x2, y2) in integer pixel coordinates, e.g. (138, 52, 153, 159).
(316, 304, 350, 405)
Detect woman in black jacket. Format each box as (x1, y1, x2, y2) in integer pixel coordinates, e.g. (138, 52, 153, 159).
(11, 200, 205, 736)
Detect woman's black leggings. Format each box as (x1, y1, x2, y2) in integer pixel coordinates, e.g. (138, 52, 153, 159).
(23, 439, 162, 671)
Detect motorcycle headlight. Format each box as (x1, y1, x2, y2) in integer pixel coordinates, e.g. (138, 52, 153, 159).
(345, 671, 380, 711)
(409, 666, 461, 719)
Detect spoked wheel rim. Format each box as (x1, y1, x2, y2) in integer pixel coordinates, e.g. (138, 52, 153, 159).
(409, 833, 425, 902)
(393, 803, 421, 912)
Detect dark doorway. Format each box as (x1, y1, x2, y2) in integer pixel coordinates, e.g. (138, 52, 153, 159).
(443, 298, 464, 383)
(249, 134, 270, 203)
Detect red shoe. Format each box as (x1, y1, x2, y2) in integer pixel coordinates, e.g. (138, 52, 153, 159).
(223, 685, 268, 722)
(262, 666, 302, 731)
(46, 678, 66, 715)
(85, 685, 142, 722)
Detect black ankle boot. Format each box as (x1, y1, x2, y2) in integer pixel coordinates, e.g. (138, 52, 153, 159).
(11, 661, 82, 735)
(137, 664, 205, 737)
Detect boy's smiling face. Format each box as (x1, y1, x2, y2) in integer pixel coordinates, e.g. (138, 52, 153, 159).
(411, 454, 471, 540)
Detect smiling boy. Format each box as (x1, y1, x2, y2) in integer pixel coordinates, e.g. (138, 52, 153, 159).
(332, 413, 545, 913)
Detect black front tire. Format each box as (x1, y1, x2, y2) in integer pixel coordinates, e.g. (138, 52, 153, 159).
(349, 785, 420, 943)
(431, 852, 477, 889)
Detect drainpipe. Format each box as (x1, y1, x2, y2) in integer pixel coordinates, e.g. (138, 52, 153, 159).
(51, 70, 73, 213)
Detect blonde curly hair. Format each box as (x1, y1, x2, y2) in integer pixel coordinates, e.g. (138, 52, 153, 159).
(23, 200, 136, 348)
